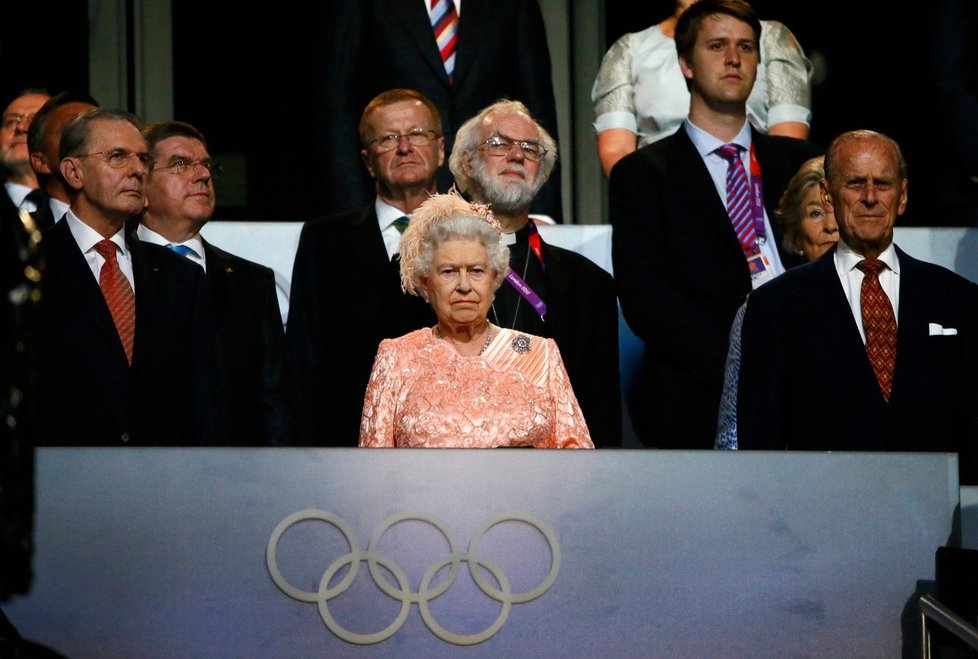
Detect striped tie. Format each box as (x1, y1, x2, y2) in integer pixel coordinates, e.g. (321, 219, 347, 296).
(431, 0, 459, 84)
(715, 144, 757, 254)
(93, 239, 136, 364)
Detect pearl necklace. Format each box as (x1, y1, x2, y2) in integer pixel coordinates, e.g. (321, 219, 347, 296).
(435, 324, 493, 356)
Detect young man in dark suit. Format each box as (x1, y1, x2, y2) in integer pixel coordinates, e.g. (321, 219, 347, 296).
(138, 120, 295, 446)
(609, 0, 821, 449)
(450, 100, 622, 447)
(287, 89, 439, 445)
(36, 109, 218, 445)
(738, 130, 978, 484)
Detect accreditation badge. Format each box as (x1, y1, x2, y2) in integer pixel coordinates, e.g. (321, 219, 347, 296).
(748, 252, 775, 289)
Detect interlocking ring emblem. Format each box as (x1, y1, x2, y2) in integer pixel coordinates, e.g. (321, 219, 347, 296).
(266, 509, 560, 645)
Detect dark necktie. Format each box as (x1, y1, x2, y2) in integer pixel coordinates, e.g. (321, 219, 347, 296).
(856, 258, 897, 402)
(714, 144, 757, 253)
(93, 239, 136, 364)
(392, 216, 409, 234)
(430, 0, 458, 84)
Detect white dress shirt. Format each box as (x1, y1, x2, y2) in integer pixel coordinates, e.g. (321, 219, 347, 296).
(65, 210, 136, 292)
(683, 118, 785, 279)
(49, 197, 69, 223)
(136, 224, 207, 272)
(376, 199, 412, 261)
(834, 240, 900, 344)
(5, 181, 36, 211)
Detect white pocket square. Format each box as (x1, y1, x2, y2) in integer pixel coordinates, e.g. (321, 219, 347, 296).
(929, 323, 958, 336)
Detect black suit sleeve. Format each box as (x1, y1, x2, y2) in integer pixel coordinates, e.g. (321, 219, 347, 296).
(286, 222, 331, 446)
(255, 267, 296, 446)
(581, 269, 622, 448)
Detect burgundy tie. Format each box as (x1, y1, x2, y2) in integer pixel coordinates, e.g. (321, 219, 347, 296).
(94, 239, 136, 364)
(715, 144, 757, 254)
(856, 258, 897, 402)
(431, 0, 459, 84)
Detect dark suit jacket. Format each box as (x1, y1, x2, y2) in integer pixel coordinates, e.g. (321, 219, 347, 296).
(492, 228, 622, 447)
(35, 220, 220, 445)
(737, 245, 978, 484)
(609, 126, 821, 449)
(286, 207, 435, 445)
(314, 0, 561, 220)
(202, 240, 295, 445)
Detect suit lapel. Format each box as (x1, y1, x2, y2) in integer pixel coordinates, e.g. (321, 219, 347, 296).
(810, 249, 891, 405)
(891, 246, 925, 401)
(201, 241, 229, 313)
(453, 0, 488, 88)
(387, 0, 450, 87)
(47, 221, 129, 366)
(129, 237, 166, 368)
(669, 130, 746, 263)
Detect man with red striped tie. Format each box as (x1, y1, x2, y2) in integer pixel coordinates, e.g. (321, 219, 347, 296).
(34, 108, 219, 446)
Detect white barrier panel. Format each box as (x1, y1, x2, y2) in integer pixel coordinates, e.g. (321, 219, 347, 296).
(4, 448, 959, 657)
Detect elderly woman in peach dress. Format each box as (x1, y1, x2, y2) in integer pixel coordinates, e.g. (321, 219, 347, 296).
(358, 191, 593, 449)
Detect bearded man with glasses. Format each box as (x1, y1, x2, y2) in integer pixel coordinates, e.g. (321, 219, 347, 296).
(34, 108, 220, 446)
(287, 89, 440, 446)
(448, 100, 622, 447)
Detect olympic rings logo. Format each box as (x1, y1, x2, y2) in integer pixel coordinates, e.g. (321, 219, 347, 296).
(266, 509, 560, 645)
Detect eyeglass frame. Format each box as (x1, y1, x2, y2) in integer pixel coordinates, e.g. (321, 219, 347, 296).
(71, 149, 155, 169)
(479, 134, 548, 162)
(152, 157, 223, 178)
(365, 129, 441, 152)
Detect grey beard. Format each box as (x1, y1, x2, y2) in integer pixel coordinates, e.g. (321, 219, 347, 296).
(471, 158, 541, 213)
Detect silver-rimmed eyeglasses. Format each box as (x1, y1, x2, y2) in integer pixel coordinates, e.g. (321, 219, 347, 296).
(480, 136, 548, 162)
(367, 129, 440, 152)
(153, 158, 222, 178)
(73, 149, 155, 169)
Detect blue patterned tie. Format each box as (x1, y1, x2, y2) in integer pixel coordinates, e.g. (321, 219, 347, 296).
(715, 144, 757, 253)
(169, 244, 196, 258)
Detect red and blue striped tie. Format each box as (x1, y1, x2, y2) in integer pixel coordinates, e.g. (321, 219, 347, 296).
(715, 144, 757, 254)
(431, 0, 458, 84)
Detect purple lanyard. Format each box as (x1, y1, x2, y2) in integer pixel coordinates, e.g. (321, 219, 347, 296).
(747, 143, 767, 252)
(505, 223, 547, 319)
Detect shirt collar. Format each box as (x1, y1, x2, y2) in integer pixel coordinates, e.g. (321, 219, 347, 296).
(835, 239, 900, 276)
(136, 223, 206, 265)
(683, 118, 752, 159)
(375, 198, 409, 231)
(66, 209, 128, 257)
(4, 182, 33, 207)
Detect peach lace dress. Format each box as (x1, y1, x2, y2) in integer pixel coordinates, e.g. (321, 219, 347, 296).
(359, 327, 593, 448)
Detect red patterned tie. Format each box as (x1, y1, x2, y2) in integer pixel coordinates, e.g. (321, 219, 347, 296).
(715, 144, 757, 254)
(856, 258, 897, 402)
(431, 0, 459, 84)
(94, 239, 136, 364)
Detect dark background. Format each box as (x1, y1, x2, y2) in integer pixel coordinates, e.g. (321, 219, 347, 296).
(1, 1, 975, 225)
